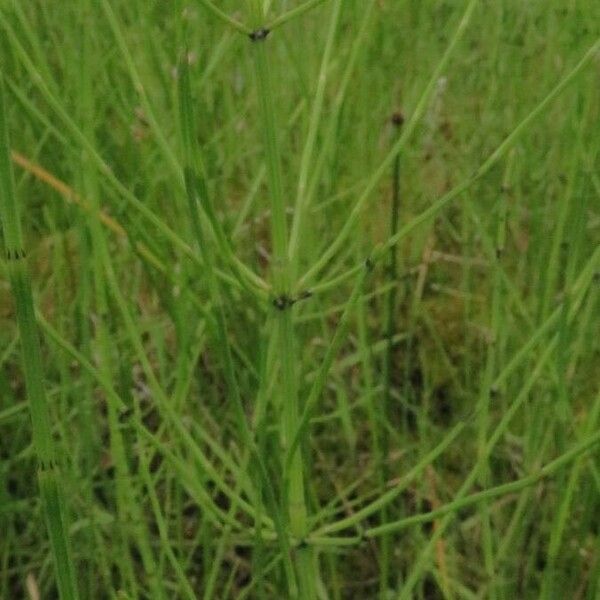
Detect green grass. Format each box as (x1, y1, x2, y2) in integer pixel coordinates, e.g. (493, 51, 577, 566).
(0, 1, 599, 598)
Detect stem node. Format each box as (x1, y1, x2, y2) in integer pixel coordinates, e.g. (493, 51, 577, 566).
(249, 28, 271, 42)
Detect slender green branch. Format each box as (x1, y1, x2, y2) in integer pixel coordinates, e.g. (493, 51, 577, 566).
(312, 419, 468, 537)
(285, 264, 369, 474)
(196, 0, 252, 35)
(366, 428, 600, 537)
(289, 0, 343, 274)
(266, 0, 328, 31)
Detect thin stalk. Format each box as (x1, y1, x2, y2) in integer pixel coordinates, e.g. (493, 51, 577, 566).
(285, 266, 370, 472)
(77, 8, 138, 592)
(178, 39, 299, 594)
(179, 45, 263, 597)
(383, 114, 403, 425)
(378, 112, 403, 595)
(266, 0, 328, 32)
(248, 1, 314, 595)
(365, 427, 600, 537)
(475, 163, 509, 597)
(538, 147, 578, 323)
(0, 80, 78, 600)
(541, 388, 600, 597)
(289, 0, 343, 275)
(195, 0, 252, 35)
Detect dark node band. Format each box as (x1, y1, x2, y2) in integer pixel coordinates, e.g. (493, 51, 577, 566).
(391, 110, 405, 127)
(118, 407, 134, 423)
(273, 291, 313, 311)
(273, 295, 292, 311)
(249, 28, 270, 42)
(39, 457, 58, 471)
(6, 248, 26, 261)
(365, 257, 375, 272)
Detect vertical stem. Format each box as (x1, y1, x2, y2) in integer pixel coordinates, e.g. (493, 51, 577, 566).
(380, 112, 403, 595)
(0, 80, 78, 600)
(252, 36, 290, 291)
(247, 3, 314, 596)
(383, 113, 403, 428)
(178, 33, 298, 596)
(475, 158, 509, 598)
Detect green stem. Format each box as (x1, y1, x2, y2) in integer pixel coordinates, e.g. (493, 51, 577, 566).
(379, 113, 403, 595)
(248, 2, 314, 595)
(0, 80, 79, 600)
(365, 427, 600, 538)
(266, 0, 328, 32)
(289, 0, 343, 276)
(178, 39, 299, 594)
(196, 0, 252, 35)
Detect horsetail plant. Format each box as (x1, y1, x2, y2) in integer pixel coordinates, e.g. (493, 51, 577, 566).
(246, 1, 315, 595)
(190, 1, 599, 597)
(177, 36, 300, 597)
(3, 0, 600, 597)
(0, 80, 79, 599)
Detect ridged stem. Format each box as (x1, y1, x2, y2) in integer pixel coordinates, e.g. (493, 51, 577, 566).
(0, 79, 78, 600)
(248, 2, 314, 596)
